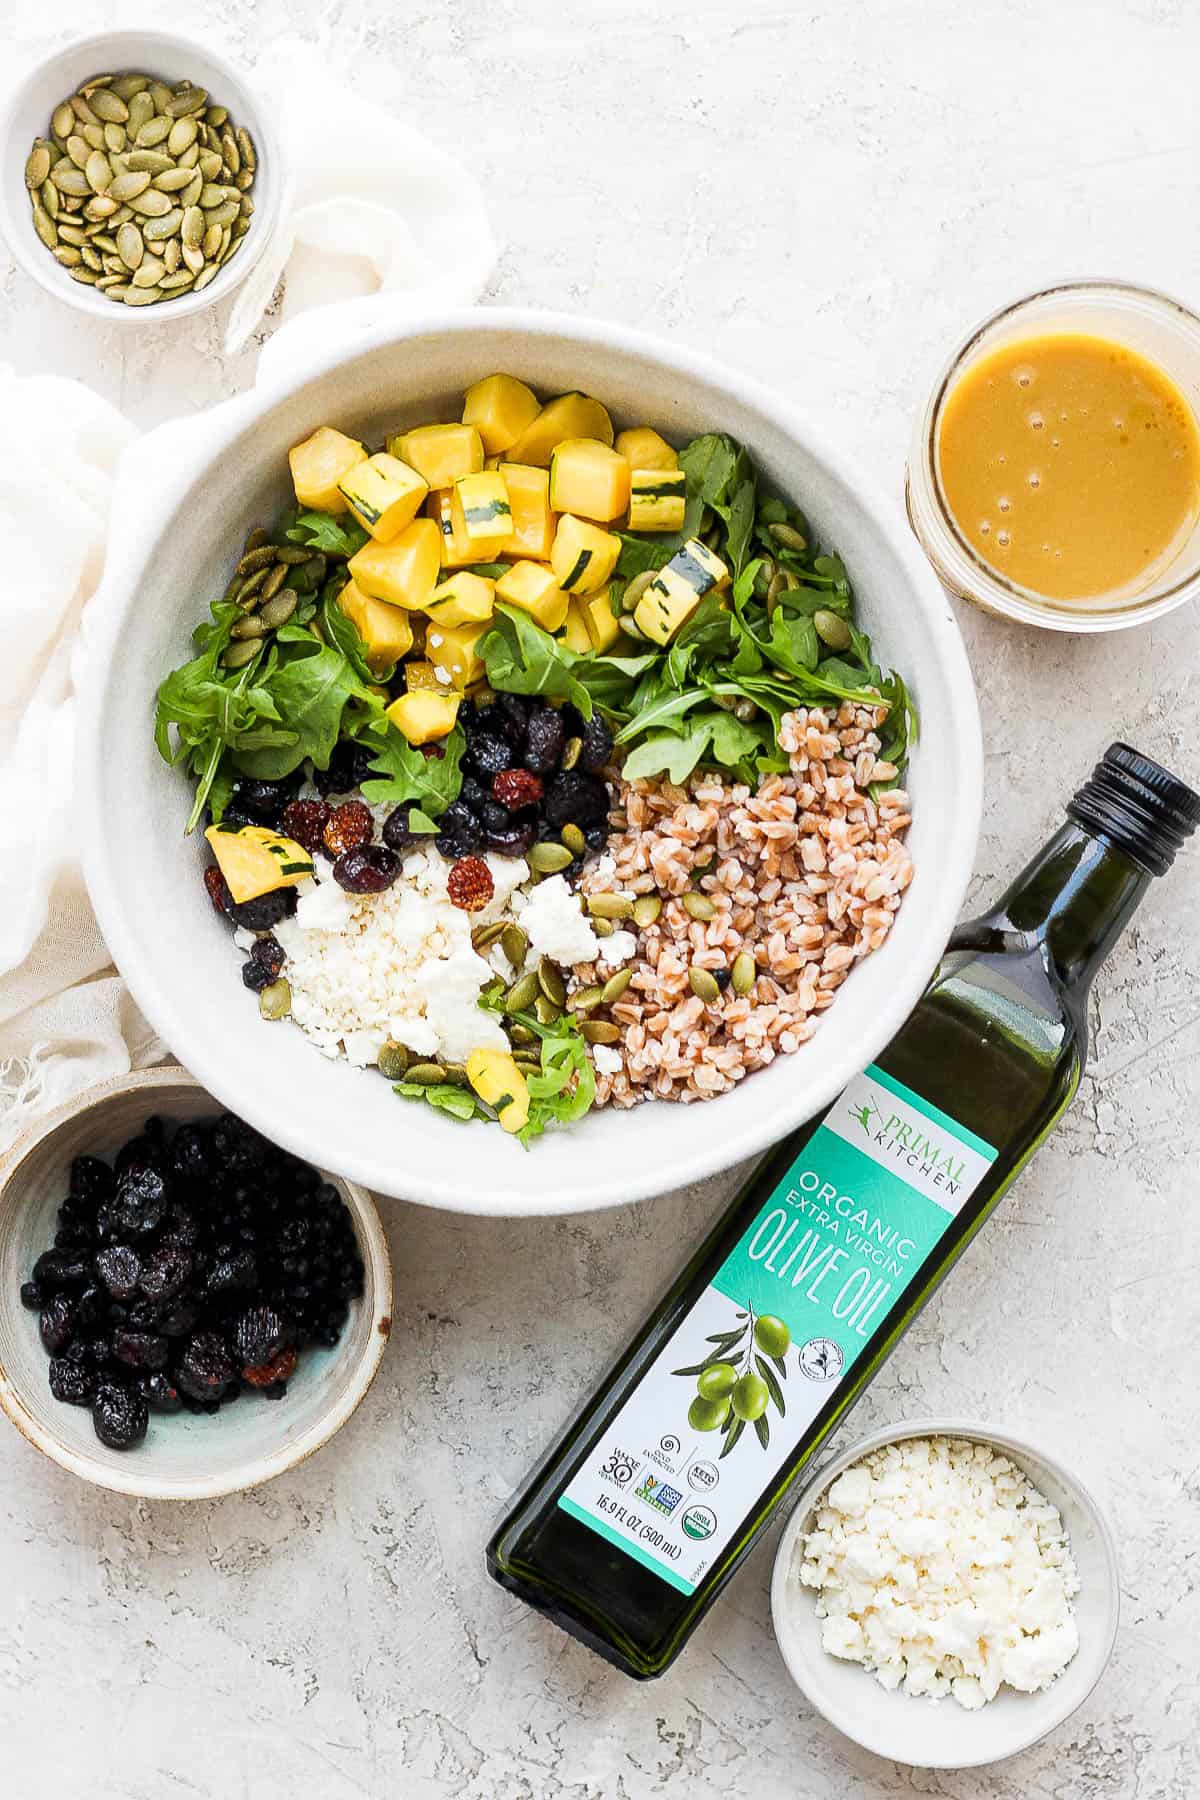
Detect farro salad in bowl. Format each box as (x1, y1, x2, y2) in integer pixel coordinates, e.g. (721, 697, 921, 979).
(154, 377, 916, 1141)
(80, 311, 979, 1211)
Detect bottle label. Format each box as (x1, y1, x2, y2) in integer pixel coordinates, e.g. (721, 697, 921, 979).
(557, 1064, 998, 1594)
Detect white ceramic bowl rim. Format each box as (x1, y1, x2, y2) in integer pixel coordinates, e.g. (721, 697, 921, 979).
(79, 307, 983, 1214)
(770, 1415, 1121, 1768)
(0, 27, 281, 323)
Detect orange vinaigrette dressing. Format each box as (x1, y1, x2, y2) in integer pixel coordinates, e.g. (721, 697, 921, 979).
(936, 333, 1200, 602)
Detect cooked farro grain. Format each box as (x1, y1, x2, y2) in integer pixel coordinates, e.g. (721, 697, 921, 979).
(575, 702, 912, 1107)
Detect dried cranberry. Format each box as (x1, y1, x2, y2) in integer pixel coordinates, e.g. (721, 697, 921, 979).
(112, 1329, 169, 1373)
(323, 799, 373, 857)
(177, 1332, 236, 1403)
(96, 1244, 142, 1301)
(543, 769, 609, 828)
(484, 817, 538, 857)
(139, 1247, 193, 1304)
(523, 707, 566, 773)
(447, 855, 495, 912)
(279, 797, 332, 853)
(49, 1356, 97, 1407)
(579, 713, 615, 773)
(493, 767, 544, 811)
(92, 1382, 148, 1451)
(468, 732, 515, 779)
(203, 865, 234, 915)
(228, 887, 298, 931)
(39, 1296, 77, 1354)
(242, 1346, 298, 1389)
(333, 844, 401, 894)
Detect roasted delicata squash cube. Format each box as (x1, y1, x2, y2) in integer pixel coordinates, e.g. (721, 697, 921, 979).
(633, 539, 730, 645)
(466, 1046, 530, 1134)
(204, 824, 314, 905)
(584, 588, 623, 653)
(426, 621, 488, 690)
(549, 439, 631, 523)
(560, 601, 593, 654)
(614, 427, 678, 472)
(495, 561, 569, 633)
(425, 571, 496, 629)
(507, 392, 614, 466)
(463, 373, 542, 455)
(628, 468, 687, 533)
(390, 423, 484, 490)
(337, 452, 428, 542)
(385, 688, 461, 745)
(550, 514, 622, 594)
(498, 463, 555, 560)
(450, 471, 512, 557)
(337, 579, 414, 672)
(288, 427, 366, 514)
(348, 518, 442, 610)
(427, 490, 482, 569)
(405, 658, 440, 691)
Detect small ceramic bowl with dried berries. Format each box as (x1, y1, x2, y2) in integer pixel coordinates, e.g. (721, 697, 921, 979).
(0, 1068, 391, 1499)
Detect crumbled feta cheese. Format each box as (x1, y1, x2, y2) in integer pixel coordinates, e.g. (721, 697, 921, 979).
(798, 1436, 1080, 1708)
(519, 874, 599, 965)
(233, 926, 256, 951)
(434, 666, 452, 684)
(590, 1043, 622, 1076)
(596, 928, 636, 969)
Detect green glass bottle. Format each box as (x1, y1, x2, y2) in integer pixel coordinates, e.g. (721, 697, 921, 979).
(486, 744, 1199, 1679)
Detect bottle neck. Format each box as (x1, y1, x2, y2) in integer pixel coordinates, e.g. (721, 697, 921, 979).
(993, 822, 1151, 990)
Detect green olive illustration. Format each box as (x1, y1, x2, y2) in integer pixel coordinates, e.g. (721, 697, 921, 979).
(753, 1315, 791, 1358)
(688, 1395, 731, 1432)
(731, 1372, 770, 1422)
(696, 1362, 738, 1400)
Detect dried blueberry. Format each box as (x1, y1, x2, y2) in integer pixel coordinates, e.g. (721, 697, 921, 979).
(229, 775, 300, 825)
(480, 799, 510, 834)
(497, 693, 532, 742)
(468, 732, 515, 779)
(232, 1305, 288, 1368)
(92, 1382, 148, 1451)
(139, 1247, 193, 1304)
(69, 1154, 114, 1205)
(483, 817, 538, 857)
(381, 804, 420, 855)
(112, 1329, 169, 1373)
(39, 1295, 77, 1355)
(240, 936, 286, 994)
(523, 707, 566, 774)
(333, 844, 401, 894)
(32, 1248, 92, 1288)
(76, 1284, 109, 1332)
(177, 1332, 236, 1403)
(138, 1372, 182, 1414)
(228, 887, 299, 932)
(103, 1165, 168, 1240)
(95, 1244, 142, 1302)
(168, 1125, 213, 1184)
(584, 823, 608, 851)
(579, 713, 615, 773)
(434, 800, 484, 859)
(312, 740, 359, 796)
(160, 1207, 200, 1252)
(458, 775, 490, 816)
(208, 1251, 259, 1296)
(49, 1356, 97, 1407)
(158, 1298, 199, 1338)
(543, 769, 610, 828)
(19, 1279, 44, 1311)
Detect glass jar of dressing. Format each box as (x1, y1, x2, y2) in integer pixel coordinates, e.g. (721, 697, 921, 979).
(906, 281, 1200, 631)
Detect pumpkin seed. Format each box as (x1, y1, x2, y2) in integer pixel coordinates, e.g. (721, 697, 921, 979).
(560, 823, 586, 857)
(377, 1041, 410, 1081)
(128, 185, 172, 217)
(41, 181, 60, 220)
(201, 220, 221, 256)
(258, 979, 292, 1020)
(221, 638, 261, 669)
(149, 82, 174, 113)
(813, 608, 852, 649)
(65, 133, 91, 169)
(193, 263, 219, 291)
(235, 168, 255, 193)
(79, 246, 102, 272)
(53, 245, 81, 267)
(260, 562, 287, 603)
(197, 148, 224, 181)
(89, 88, 129, 124)
(167, 116, 198, 156)
(25, 146, 51, 189)
(132, 255, 166, 288)
(178, 142, 200, 171)
(586, 891, 633, 920)
(689, 967, 721, 1003)
(768, 520, 807, 552)
(229, 614, 266, 641)
(500, 923, 528, 968)
(220, 127, 240, 175)
(507, 1022, 537, 1047)
(51, 164, 91, 196)
(259, 590, 298, 630)
(83, 123, 109, 151)
(126, 91, 154, 133)
(143, 210, 183, 242)
(209, 199, 241, 229)
(207, 104, 229, 129)
(405, 1060, 447, 1087)
(622, 569, 656, 612)
(528, 841, 573, 874)
(125, 278, 165, 304)
(534, 993, 563, 1025)
(237, 127, 256, 171)
(57, 222, 86, 247)
(91, 232, 118, 254)
(632, 894, 662, 928)
(159, 270, 196, 295)
(537, 957, 566, 1006)
(591, 917, 615, 938)
(600, 968, 632, 1004)
(163, 237, 182, 273)
(69, 267, 98, 285)
(471, 919, 505, 952)
(103, 123, 126, 153)
(181, 205, 204, 247)
(83, 196, 117, 221)
(126, 149, 172, 175)
(766, 569, 787, 610)
(561, 736, 583, 771)
(731, 950, 757, 995)
(166, 86, 208, 118)
(568, 985, 603, 1013)
(70, 95, 100, 127)
(116, 221, 144, 268)
(84, 150, 112, 191)
(135, 116, 172, 148)
(512, 1052, 542, 1073)
(681, 891, 717, 921)
(52, 103, 75, 139)
(111, 75, 149, 101)
(154, 165, 195, 193)
(101, 282, 132, 301)
(504, 971, 541, 1013)
(580, 1019, 621, 1045)
(32, 204, 58, 249)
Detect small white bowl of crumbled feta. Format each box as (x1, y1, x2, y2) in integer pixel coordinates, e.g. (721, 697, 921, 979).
(770, 1421, 1120, 1767)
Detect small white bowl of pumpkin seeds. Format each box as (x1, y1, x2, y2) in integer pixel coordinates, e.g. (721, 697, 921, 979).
(0, 29, 281, 321)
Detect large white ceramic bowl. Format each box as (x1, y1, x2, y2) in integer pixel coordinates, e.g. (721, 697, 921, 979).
(771, 1419, 1120, 1767)
(79, 309, 982, 1214)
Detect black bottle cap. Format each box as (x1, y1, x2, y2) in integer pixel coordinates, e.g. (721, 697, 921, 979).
(1068, 743, 1200, 877)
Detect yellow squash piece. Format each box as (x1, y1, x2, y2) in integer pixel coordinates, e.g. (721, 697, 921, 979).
(425, 571, 496, 629)
(584, 588, 623, 653)
(348, 518, 442, 611)
(427, 490, 482, 569)
(337, 579, 414, 673)
(385, 689, 461, 746)
(462, 373, 541, 455)
(427, 621, 488, 690)
(633, 539, 730, 645)
(498, 463, 555, 560)
(549, 439, 631, 523)
(390, 423, 484, 490)
(204, 824, 314, 906)
(466, 1047, 530, 1135)
(288, 427, 366, 514)
(628, 468, 687, 533)
(549, 514, 622, 594)
(495, 561, 569, 633)
(507, 392, 614, 467)
(337, 452, 428, 542)
(614, 427, 678, 472)
(450, 470, 512, 558)
(405, 659, 440, 691)
(560, 601, 593, 654)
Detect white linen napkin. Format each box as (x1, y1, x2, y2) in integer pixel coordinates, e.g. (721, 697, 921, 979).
(0, 45, 498, 1149)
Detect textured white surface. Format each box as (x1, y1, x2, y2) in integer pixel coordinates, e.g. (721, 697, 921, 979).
(3, 2, 1199, 1796)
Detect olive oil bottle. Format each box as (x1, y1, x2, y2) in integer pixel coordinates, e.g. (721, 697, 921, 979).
(487, 744, 1199, 1679)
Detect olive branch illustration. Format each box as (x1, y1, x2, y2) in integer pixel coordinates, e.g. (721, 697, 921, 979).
(672, 1299, 791, 1458)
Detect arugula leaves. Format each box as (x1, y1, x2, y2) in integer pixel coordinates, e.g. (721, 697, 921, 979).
(478, 604, 597, 717)
(393, 1082, 487, 1122)
(285, 509, 368, 559)
(358, 723, 466, 817)
(516, 1010, 597, 1146)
